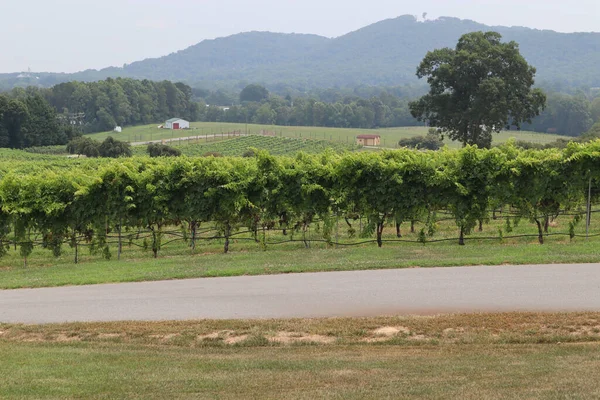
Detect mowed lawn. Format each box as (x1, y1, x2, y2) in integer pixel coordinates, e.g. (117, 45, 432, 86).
(86, 122, 570, 149)
(3, 313, 600, 399)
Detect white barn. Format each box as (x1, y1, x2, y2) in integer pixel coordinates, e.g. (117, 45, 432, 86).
(165, 118, 190, 130)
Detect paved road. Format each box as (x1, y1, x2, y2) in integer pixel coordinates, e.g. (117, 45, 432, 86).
(2, 264, 600, 323)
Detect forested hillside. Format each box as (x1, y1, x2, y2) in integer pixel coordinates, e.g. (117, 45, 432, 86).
(2, 15, 600, 91)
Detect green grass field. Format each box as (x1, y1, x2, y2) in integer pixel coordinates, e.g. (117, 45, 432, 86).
(3, 313, 600, 399)
(86, 122, 570, 149)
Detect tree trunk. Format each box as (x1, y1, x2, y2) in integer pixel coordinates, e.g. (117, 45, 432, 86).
(411, 220, 415, 234)
(492, 209, 497, 220)
(376, 222, 384, 248)
(72, 229, 79, 264)
(117, 219, 122, 260)
(535, 219, 544, 244)
(280, 213, 287, 236)
(459, 227, 465, 246)
(544, 216, 550, 233)
(479, 220, 483, 232)
(190, 221, 197, 253)
(224, 222, 231, 254)
(253, 217, 259, 243)
(302, 223, 309, 248)
(151, 227, 159, 258)
(396, 222, 402, 238)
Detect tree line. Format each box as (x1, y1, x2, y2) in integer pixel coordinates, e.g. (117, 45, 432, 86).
(0, 78, 200, 148)
(523, 91, 600, 136)
(42, 78, 200, 133)
(200, 86, 420, 129)
(0, 90, 80, 149)
(0, 142, 599, 264)
(3, 75, 599, 148)
(196, 84, 600, 138)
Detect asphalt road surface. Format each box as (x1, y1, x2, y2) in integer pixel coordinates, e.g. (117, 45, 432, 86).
(2, 263, 600, 323)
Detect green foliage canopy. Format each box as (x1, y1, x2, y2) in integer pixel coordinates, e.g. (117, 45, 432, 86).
(0, 142, 598, 262)
(410, 31, 547, 148)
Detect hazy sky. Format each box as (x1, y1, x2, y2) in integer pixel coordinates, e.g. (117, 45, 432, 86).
(1, 0, 598, 73)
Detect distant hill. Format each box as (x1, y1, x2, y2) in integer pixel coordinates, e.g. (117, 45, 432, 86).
(2, 15, 600, 91)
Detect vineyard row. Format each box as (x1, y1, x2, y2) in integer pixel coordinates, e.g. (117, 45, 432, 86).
(1, 141, 600, 263)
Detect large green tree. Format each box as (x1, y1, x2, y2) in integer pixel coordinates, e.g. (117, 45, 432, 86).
(409, 31, 546, 148)
(239, 84, 269, 103)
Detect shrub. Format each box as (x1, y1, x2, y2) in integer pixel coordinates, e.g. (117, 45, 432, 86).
(66, 137, 100, 157)
(147, 143, 182, 157)
(66, 136, 132, 158)
(242, 148, 257, 158)
(399, 129, 444, 150)
(98, 136, 132, 158)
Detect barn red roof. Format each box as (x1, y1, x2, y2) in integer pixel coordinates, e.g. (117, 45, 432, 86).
(356, 134, 381, 139)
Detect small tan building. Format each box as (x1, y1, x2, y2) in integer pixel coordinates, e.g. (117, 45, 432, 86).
(356, 134, 381, 146)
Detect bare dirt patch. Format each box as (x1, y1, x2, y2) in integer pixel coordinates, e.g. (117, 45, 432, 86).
(97, 333, 122, 339)
(18, 333, 45, 342)
(224, 334, 249, 344)
(54, 333, 81, 342)
(197, 332, 222, 341)
(373, 326, 411, 337)
(362, 326, 412, 343)
(197, 330, 249, 344)
(443, 327, 466, 336)
(149, 333, 180, 343)
(268, 332, 335, 344)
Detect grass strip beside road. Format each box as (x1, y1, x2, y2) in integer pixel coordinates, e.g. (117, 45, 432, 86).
(2, 313, 600, 399)
(1, 239, 600, 289)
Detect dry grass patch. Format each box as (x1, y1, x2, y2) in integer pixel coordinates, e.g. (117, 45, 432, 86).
(4, 313, 600, 398)
(3, 312, 600, 348)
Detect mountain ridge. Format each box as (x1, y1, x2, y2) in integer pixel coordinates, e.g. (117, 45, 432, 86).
(2, 15, 600, 91)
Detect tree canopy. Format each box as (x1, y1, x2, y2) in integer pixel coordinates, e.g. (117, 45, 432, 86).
(240, 84, 269, 103)
(409, 31, 546, 148)
(67, 136, 131, 158)
(0, 91, 79, 149)
(43, 78, 200, 133)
